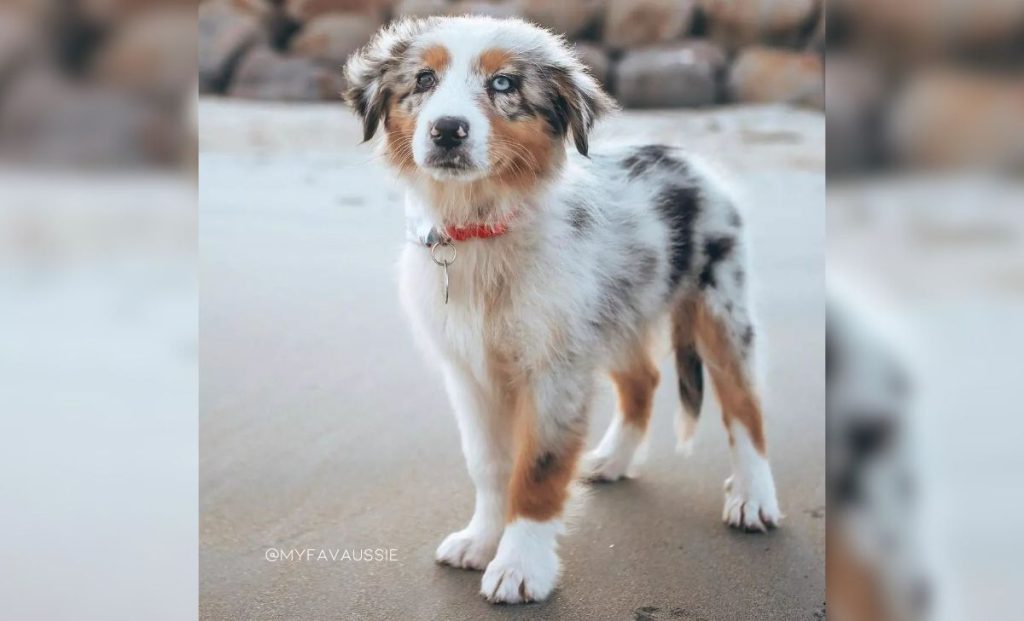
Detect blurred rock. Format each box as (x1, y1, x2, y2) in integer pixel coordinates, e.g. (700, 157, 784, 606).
(94, 8, 196, 103)
(391, 0, 521, 20)
(824, 54, 885, 175)
(199, 0, 265, 93)
(224, 0, 301, 50)
(449, 1, 522, 19)
(728, 47, 822, 108)
(520, 0, 605, 38)
(394, 0, 448, 19)
(289, 13, 378, 65)
(81, 0, 203, 24)
(0, 8, 38, 89)
(228, 0, 275, 19)
(843, 0, 1024, 60)
(806, 2, 825, 53)
(285, 0, 391, 23)
(0, 68, 183, 167)
(604, 0, 694, 49)
(699, 0, 820, 49)
(887, 71, 1024, 171)
(616, 41, 726, 108)
(228, 46, 344, 101)
(574, 43, 609, 89)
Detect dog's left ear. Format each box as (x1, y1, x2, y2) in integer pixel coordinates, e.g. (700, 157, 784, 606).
(550, 60, 617, 157)
(344, 18, 432, 142)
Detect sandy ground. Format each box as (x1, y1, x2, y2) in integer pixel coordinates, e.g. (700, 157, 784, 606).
(199, 98, 825, 620)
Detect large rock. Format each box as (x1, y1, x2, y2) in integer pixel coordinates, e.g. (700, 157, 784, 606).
(699, 0, 820, 49)
(604, 0, 694, 49)
(728, 46, 823, 108)
(574, 43, 610, 89)
(289, 13, 378, 65)
(94, 8, 196, 102)
(520, 0, 605, 38)
(284, 0, 391, 23)
(198, 0, 265, 93)
(228, 46, 344, 101)
(615, 41, 726, 108)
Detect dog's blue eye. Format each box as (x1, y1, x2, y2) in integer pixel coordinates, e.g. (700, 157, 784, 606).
(490, 76, 513, 92)
(416, 72, 436, 90)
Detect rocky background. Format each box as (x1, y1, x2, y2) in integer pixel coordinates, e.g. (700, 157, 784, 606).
(198, 0, 825, 109)
(0, 0, 196, 168)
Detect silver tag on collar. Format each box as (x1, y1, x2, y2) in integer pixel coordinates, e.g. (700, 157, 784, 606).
(429, 241, 457, 304)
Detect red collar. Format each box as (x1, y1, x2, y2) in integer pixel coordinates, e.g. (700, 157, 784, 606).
(443, 220, 510, 242)
(438, 208, 519, 243)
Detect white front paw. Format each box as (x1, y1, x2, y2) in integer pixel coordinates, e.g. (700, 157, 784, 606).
(435, 528, 499, 570)
(480, 520, 562, 604)
(480, 549, 559, 604)
(722, 474, 782, 532)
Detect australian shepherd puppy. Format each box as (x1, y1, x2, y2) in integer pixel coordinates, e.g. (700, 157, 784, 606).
(345, 16, 780, 604)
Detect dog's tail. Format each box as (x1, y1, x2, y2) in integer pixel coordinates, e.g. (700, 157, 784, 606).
(672, 299, 704, 455)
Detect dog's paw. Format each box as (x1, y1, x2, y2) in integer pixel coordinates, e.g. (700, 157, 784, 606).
(435, 528, 499, 570)
(722, 475, 782, 533)
(480, 548, 559, 604)
(580, 449, 633, 482)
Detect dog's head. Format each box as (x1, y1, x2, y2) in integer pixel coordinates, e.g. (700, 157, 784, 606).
(344, 16, 615, 187)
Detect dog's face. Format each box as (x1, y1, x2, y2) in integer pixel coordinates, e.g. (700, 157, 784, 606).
(345, 17, 614, 187)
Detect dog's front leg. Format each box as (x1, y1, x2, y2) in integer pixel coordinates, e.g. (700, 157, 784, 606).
(435, 362, 515, 570)
(480, 368, 591, 604)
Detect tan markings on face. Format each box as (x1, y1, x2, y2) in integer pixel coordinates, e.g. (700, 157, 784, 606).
(477, 48, 513, 75)
(384, 102, 416, 174)
(694, 301, 767, 454)
(610, 347, 660, 430)
(506, 389, 584, 522)
(487, 112, 561, 192)
(421, 44, 450, 73)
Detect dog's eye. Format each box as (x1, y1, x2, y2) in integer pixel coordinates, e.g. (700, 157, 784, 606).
(416, 71, 436, 91)
(490, 75, 514, 93)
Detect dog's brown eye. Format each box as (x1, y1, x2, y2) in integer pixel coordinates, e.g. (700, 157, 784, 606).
(416, 71, 436, 91)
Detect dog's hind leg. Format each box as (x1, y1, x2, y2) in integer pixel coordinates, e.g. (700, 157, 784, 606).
(671, 297, 704, 455)
(581, 335, 660, 482)
(693, 291, 781, 532)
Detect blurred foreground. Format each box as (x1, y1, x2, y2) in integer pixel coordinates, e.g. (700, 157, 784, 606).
(0, 3, 197, 619)
(0, 172, 197, 620)
(826, 1, 1024, 620)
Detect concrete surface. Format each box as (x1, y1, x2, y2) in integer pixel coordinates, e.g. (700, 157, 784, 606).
(199, 99, 825, 620)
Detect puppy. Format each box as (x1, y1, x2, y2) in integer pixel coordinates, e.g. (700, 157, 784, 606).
(827, 290, 931, 620)
(345, 16, 780, 604)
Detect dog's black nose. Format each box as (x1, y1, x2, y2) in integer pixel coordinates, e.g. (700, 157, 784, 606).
(430, 117, 469, 149)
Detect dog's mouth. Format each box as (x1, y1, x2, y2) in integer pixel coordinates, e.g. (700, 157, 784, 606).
(424, 150, 479, 176)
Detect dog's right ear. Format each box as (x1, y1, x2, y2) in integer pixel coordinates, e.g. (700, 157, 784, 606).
(344, 18, 430, 142)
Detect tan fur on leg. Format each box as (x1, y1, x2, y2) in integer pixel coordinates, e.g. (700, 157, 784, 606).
(609, 345, 660, 430)
(506, 390, 584, 522)
(695, 301, 766, 455)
